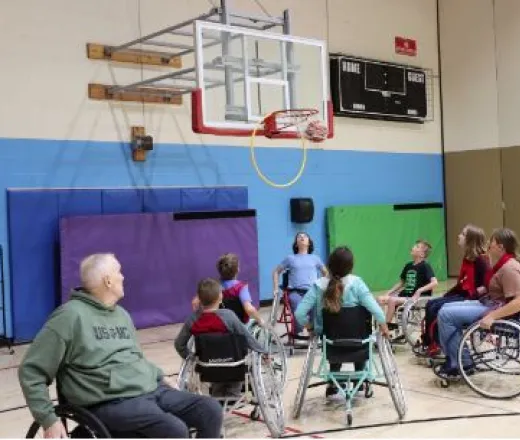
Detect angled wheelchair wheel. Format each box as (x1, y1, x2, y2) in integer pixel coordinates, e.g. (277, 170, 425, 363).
(292, 336, 318, 419)
(269, 290, 282, 327)
(250, 352, 285, 438)
(250, 322, 288, 389)
(458, 320, 520, 399)
(401, 297, 429, 347)
(26, 404, 111, 438)
(177, 354, 200, 393)
(377, 333, 407, 419)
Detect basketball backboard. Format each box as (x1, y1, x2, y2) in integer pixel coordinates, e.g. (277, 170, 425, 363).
(87, 1, 333, 140)
(191, 21, 333, 138)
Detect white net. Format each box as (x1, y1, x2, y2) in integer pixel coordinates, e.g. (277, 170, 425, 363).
(264, 109, 327, 142)
(303, 119, 328, 142)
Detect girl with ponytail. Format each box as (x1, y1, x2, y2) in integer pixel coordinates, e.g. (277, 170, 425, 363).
(294, 246, 389, 398)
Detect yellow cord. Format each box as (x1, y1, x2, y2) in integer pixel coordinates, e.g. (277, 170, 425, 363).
(249, 114, 307, 188)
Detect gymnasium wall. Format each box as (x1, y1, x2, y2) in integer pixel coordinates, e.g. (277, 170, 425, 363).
(438, 0, 499, 153)
(493, 0, 520, 148)
(439, 0, 520, 274)
(0, 0, 443, 337)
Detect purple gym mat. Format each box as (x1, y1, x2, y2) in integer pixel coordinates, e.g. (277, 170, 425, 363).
(59, 212, 259, 328)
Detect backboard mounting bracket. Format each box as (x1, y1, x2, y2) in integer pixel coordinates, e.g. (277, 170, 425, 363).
(87, 43, 182, 68)
(86, 0, 333, 139)
(86, 0, 289, 107)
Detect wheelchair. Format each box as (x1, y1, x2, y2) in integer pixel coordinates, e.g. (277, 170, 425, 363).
(292, 306, 407, 426)
(435, 318, 520, 399)
(270, 272, 313, 355)
(247, 320, 288, 389)
(25, 392, 201, 439)
(177, 331, 285, 438)
(389, 295, 431, 349)
(26, 402, 111, 438)
(219, 290, 288, 389)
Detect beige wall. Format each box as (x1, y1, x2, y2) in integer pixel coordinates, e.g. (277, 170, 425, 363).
(439, 0, 499, 153)
(494, 0, 520, 147)
(437, 0, 520, 271)
(0, 0, 441, 154)
(439, 0, 520, 152)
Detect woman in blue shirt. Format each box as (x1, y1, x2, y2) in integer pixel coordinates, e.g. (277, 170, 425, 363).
(295, 246, 390, 398)
(272, 232, 328, 334)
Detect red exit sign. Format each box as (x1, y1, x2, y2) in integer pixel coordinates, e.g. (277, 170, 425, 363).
(395, 36, 417, 56)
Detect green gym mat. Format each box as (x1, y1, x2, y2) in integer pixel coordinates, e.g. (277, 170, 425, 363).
(326, 204, 447, 293)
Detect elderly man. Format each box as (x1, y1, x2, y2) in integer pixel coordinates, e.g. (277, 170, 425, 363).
(19, 253, 222, 438)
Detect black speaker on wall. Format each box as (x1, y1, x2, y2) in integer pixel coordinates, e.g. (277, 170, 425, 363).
(290, 198, 314, 223)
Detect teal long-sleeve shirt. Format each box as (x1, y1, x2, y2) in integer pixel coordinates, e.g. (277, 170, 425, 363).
(294, 275, 386, 335)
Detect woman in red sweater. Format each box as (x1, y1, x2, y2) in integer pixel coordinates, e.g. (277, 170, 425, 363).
(414, 224, 489, 357)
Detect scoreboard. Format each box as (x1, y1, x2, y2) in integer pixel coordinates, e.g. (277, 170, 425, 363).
(330, 55, 428, 123)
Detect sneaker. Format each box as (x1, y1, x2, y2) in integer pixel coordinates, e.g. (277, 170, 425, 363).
(461, 363, 476, 376)
(325, 386, 344, 402)
(325, 385, 337, 398)
(412, 344, 429, 357)
(434, 363, 460, 379)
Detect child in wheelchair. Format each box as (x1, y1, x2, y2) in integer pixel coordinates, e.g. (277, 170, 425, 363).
(377, 239, 438, 333)
(192, 253, 265, 326)
(414, 225, 488, 357)
(294, 246, 390, 399)
(272, 232, 328, 336)
(176, 278, 267, 401)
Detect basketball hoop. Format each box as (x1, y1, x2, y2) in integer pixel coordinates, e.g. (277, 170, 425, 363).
(250, 109, 327, 188)
(264, 109, 318, 138)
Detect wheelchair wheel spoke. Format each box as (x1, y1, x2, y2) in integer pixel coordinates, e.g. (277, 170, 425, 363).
(401, 298, 428, 347)
(377, 333, 407, 419)
(251, 352, 285, 438)
(292, 336, 317, 419)
(459, 321, 520, 399)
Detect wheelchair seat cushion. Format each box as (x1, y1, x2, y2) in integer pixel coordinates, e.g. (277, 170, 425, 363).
(322, 306, 372, 364)
(194, 333, 248, 383)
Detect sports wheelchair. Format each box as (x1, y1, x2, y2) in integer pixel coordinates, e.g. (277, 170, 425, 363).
(434, 317, 520, 399)
(247, 320, 288, 389)
(177, 330, 285, 438)
(270, 272, 313, 355)
(292, 306, 407, 426)
(389, 296, 431, 348)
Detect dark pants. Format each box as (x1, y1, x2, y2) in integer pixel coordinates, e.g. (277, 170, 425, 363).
(422, 293, 466, 347)
(89, 383, 223, 438)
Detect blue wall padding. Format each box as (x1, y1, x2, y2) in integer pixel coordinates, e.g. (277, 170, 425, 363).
(8, 190, 60, 342)
(142, 188, 182, 212)
(181, 188, 217, 211)
(58, 190, 102, 217)
(102, 189, 143, 213)
(7, 186, 248, 342)
(215, 187, 248, 210)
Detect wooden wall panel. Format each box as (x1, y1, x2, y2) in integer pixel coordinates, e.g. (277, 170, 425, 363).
(445, 149, 503, 275)
(501, 145, 520, 234)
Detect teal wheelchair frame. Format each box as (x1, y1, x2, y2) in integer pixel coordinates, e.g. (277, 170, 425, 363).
(292, 310, 407, 426)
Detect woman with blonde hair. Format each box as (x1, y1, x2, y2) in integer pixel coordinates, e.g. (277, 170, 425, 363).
(414, 224, 489, 357)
